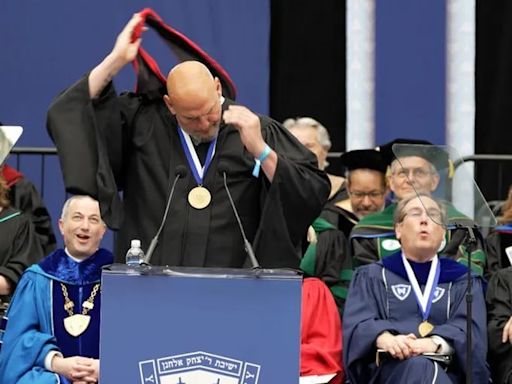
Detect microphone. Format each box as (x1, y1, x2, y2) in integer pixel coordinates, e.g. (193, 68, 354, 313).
(218, 162, 261, 269)
(143, 165, 188, 265)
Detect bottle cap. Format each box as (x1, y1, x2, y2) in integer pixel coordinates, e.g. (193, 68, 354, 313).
(131, 239, 141, 248)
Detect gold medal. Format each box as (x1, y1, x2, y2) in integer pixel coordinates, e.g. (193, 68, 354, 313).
(418, 320, 434, 337)
(64, 314, 91, 337)
(188, 186, 211, 209)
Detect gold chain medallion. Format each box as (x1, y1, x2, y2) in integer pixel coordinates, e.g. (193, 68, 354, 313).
(61, 283, 100, 337)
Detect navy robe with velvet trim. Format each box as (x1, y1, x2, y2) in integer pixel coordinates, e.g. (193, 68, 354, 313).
(0, 248, 112, 384)
(342, 252, 489, 384)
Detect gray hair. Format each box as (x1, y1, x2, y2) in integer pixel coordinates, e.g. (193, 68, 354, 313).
(390, 158, 437, 176)
(282, 117, 332, 151)
(61, 195, 105, 225)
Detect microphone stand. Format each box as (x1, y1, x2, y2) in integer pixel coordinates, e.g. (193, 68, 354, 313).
(456, 223, 478, 384)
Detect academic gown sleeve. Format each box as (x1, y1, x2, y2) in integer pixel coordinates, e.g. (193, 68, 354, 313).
(301, 278, 344, 383)
(9, 180, 57, 255)
(248, 116, 331, 268)
(0, 211, 43, 290)
(429, 276, 489, 383)
(301, 228, 352, 315)
(0, 270, 64, 384)
(342, 265, 395, 383)
(47, 74, 128, 229)
(486, 267, 512, 384)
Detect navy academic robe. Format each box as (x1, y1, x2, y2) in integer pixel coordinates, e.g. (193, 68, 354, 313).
(343, 252, 489, 383)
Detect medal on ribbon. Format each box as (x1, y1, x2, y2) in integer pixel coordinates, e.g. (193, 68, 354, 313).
(401, 254, 440, 337)
(178, 127, 217, 209)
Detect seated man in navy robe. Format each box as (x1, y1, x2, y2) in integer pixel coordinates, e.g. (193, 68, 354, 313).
(0, 195, 113, 384)
(343, 193, 489, 383)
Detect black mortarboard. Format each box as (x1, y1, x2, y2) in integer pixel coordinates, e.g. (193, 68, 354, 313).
(339, 149, 387, 174)
(131, 8, 237, 99)
(377, 138, 450, 171)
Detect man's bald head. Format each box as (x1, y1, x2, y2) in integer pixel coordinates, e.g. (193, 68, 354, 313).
(163, 61, 223, 142)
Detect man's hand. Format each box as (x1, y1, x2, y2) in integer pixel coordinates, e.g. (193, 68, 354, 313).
(222, 105, 277, 181)
(408, 337, 439, 355)
(376, 332, 417, 360)
(89, 13, 145, 98)
(502, 316, 512, 343)
(222, 105, 266, 157)
(110, 13, 145, 67)
(51, 355, 99, 383)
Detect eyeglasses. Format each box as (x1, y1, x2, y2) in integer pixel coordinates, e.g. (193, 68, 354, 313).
(404, 207, 443, 222)
(349, 190, 385, 200)
(392, 167, 432, 180)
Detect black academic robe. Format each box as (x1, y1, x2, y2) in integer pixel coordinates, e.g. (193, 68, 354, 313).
(2, 165, 57, 256)
(485, 225, 512, 278)
(486, 267, 512, 384)
(0, 207, 43, 299)
(47, 76, 329, 268)
(343, 252, 489, 384)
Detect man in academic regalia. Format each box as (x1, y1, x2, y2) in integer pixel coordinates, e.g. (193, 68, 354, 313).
(343, 193, 489, 383)
(1, 164, 56, 255)
(0, 195, 113, 384)
(47, 13, 329, 268)
(299, 149, 388, 315)
(0, 172, 43, 301)
(350, 139, 486, 275)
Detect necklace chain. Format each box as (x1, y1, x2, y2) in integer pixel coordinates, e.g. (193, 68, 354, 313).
(61, 283, 100, 317)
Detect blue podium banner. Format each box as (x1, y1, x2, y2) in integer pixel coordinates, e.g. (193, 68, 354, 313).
(100, 266, 302, 383)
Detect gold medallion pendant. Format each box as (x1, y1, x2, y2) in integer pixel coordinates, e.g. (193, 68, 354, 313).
(418, 320, 434, 337)
(64, 314, 91, 337)
(188, 186, 211, 209)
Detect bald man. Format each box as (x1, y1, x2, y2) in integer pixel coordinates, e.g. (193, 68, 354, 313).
(47, 13, 329, 269)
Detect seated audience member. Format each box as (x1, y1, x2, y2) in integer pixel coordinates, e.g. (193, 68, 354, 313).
(300, 149, 388, 315)
(0, 121, 56, 256)
(283, 117, 346, 207)
(1, 164, 57, 255)
(486, 185, 512, 275)
(343, 193, 489, 383)
(350, 139, 486, 275)
(0, 172, 43, 314)
(486, 265, 512, 383)
(0, 195, 112, 384)
(301, 278, 344, 383)
(328, 149, 388, 237)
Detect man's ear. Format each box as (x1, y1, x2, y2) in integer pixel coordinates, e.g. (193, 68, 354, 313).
(163, 94, 176, 115)
(430, 172, 440, 191)
(395, 222, 402, 241)
(214, 77, 222, 97)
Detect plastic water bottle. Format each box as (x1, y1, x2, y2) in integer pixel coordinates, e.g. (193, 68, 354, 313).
(125, 239, 145, 266)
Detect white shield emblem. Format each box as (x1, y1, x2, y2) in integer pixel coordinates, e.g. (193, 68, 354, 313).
(391, 284, 411, 301)
(432, 287, 445, 303)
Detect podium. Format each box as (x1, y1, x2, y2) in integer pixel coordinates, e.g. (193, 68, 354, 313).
(99, 265, 302, 383)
